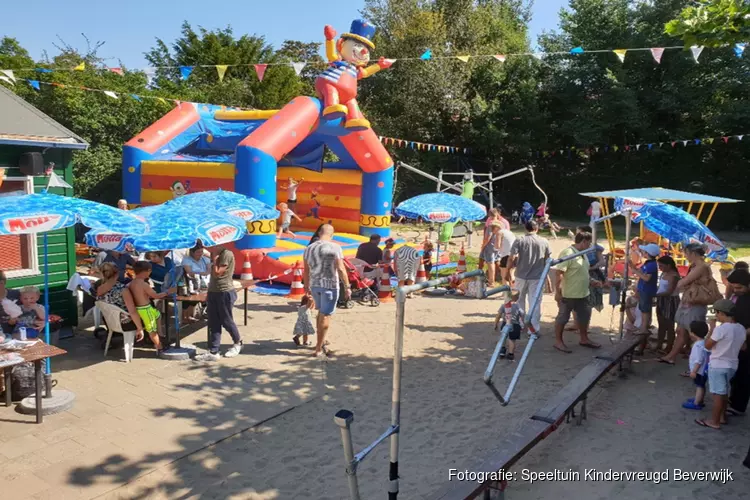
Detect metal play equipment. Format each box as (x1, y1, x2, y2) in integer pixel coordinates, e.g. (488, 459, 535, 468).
(334, 269, 485, 500)
(484, 208, 634, 406)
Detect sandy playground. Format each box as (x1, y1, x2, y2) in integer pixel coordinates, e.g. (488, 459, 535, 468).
(1, 229, 748, 499)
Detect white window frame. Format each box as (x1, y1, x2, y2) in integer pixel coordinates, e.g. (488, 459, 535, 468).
(1, 175, 40, 279)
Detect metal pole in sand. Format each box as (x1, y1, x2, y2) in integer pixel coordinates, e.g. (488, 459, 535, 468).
(618, 210, 633, 340)
(334, 410, 361, 500)
(389, 285, 407, 499)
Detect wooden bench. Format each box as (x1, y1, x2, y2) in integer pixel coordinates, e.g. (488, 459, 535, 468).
(433, 337, 640, 500)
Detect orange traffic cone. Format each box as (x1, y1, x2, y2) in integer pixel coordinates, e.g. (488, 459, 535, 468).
(241, 253, 254, 281)
(287, 261, 305, 298)
(457, 245, 467, 273)
(415, 259, 427, 284)
(378, 263, 393, 302)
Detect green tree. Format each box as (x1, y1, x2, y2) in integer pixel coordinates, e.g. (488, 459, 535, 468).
(666, 0, 750, 46)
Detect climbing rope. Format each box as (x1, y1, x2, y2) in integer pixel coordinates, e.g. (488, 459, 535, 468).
(528, 166, 548, 212)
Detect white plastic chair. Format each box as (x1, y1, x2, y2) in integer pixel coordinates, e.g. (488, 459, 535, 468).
(95, 301, 137, 363)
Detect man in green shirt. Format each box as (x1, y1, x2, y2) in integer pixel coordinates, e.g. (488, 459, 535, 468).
(196, 246, 243, 361)
(553, 231, 601, 353)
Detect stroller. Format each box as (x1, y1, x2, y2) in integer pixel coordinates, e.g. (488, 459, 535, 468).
(338, 258, 381, 308)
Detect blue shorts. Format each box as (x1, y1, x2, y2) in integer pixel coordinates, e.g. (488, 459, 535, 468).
(708, 367, 736, 395)
(311, 287, 339, 316)
(638, 292, 655, 313)
(694, 373, 707, 388)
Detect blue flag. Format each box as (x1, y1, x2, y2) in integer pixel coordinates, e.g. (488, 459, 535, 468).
(179, 66, 194, 80)
(420, 49, 432, 61)
(28, 80, 40, 90)
(570, 46, 584, 54)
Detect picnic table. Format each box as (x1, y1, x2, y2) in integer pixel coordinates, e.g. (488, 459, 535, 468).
(162, 286, 251, 348)
(1, 341, 66, 424)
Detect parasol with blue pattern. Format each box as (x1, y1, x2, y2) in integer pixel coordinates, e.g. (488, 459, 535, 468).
(614, 196, 728, 261)
(168, 190, 280, 223)
(394, 193, 487, 223)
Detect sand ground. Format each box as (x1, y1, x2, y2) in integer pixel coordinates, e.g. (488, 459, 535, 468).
(2, 231, 748, 499)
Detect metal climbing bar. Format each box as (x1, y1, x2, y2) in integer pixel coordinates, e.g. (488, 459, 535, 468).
(484, 247, 597, 406)
(335, 269, 485, 500)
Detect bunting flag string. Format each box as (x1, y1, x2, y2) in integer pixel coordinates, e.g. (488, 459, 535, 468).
(0, 43, 744, 83)
(4, 75, 747, 159)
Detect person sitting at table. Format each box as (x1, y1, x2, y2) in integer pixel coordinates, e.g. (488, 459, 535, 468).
(145, 251, 174, 293)
(182, 245, 211, 290)
(91, 249, 135, 283)
(9, 286, 45, 339)
(93, 262, 145, 343)
(0, 270, 22, 338)
(162, 265, 200, 323)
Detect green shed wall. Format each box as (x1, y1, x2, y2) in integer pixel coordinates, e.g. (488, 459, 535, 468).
(0, 145, 77, 326)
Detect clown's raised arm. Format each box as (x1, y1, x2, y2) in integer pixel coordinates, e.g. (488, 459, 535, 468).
(323, 25, 340, 62)
(359, 57, 393, 79)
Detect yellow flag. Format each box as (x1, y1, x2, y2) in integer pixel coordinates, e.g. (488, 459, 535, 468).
(216, 65, 228, 82)
(456, 55, 470, 63)
(74, 62, 85, 71)
(613, 49, 627, 63)
(156, 97, 168, 105)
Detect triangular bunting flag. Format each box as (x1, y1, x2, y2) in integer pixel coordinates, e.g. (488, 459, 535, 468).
(420, 49, 432, 60)
(108, 67, 124, 76)
(690, 46, 704, 63)
(157, 97, 168, 105)
(1, 70, 16, 82)
(532, 53, 544, 60)
(73, 62, 85, 71)
(613, 49, 627, 63)
(179, 66, 194, 80)
(292, 62, 306, 75)
(46, 171, 73, 190)
(383, 59, 397, 66)
(707, 138, 714, 144)
(103, 91, 118, 99)
(648, 144, 653, 150)
(216, 65, 228, 82)
(636, 144, 641, 151)
(131, 94, 142, 102)
(734, 43, 746, 59)
(671, 142, 677, 147)
(35, 68, 52, 73)
(722, 136, 729, 144)
(659, 142, 663, 147)
(625, 145, 630, 152)
(613, 145, 619, 152)
(456, 55, 470, 63)
(493, 55, 506, 63)
(594, 146, 600, 152)
(682, 140, 689, 146)
(254, 64, 267, 81)
(738, 135, 744, 141)
(650, 48, 665, 64)
(694, 139, 701, 145)
(570, 46, 584, 54)
(0, 76, 13, 86)
(28, 80, 40, 90)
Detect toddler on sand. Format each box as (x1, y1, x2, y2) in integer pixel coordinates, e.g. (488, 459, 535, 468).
(293, 295, 316, 347)
(682, 321, 709, 410)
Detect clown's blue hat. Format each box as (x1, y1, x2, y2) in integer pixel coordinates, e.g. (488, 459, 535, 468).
(342, 20, 376, 50)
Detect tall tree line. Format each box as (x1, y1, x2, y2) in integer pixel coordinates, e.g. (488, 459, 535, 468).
(1, 1, 748, 227)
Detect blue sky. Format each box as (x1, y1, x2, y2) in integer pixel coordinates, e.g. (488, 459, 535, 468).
(3, 0, 568, 68)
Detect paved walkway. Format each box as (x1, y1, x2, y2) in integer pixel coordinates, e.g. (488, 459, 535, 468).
(0, 303, 325, 499)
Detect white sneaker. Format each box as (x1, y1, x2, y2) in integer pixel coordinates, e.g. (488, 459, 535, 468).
(224, 341, 243, 358)
(195, 352, 220, 362)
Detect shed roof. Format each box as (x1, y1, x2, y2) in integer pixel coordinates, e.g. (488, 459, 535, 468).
(580, 187, 742, 204)
(0, 85, 87, 150)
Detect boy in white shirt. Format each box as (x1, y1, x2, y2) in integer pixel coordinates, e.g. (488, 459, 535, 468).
(682, 321, 709, 410)
(696, 299, 747, 429)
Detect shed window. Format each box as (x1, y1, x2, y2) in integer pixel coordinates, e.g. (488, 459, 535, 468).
(0, 176, 39, 277)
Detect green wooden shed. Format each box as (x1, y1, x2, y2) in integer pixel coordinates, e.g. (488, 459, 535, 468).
(0, 85, 88, 327)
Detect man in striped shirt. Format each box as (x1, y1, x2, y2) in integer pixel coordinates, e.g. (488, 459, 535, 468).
(303, 224, 351, 357)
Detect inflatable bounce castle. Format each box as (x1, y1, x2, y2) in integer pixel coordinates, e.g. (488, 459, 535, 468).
(122, 20, 402, 283)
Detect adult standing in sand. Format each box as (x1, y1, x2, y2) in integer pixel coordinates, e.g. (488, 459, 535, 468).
(552, 231, 601, 352)
(303, 224, 351, 357)
(509, 220, 551, 332)
(196, 245, 244, 361)
(659, 244, 712, 365)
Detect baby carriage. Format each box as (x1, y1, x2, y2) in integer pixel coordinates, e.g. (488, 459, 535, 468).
(338, 258, 381, 308)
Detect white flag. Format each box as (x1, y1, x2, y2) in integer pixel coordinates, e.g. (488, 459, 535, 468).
(292, 62, 306, 75)
(690, 46, 704, 63)
(739, 135, 745, 141)
(46, 171, 73, 190)
(532, 53, 544, 60)
(682, 140, 689, 146)
(493, 55, 506, 63)
(650, 48, 665, 64)
(103, 91, 118, 99)
(0, 76, 13, 86)
(0, 70, 16, 82)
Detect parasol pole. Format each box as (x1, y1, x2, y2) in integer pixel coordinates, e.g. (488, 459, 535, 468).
(43, 233, 52, 397)
(618, 209, 632, 340)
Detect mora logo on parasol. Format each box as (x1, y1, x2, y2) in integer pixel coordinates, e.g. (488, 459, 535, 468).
(228, 208, 255, 221)
(3, 214, 63, 233)
(199, 223, 241, 245)
(94, 233, 126, 250)
(427, 211, 452, 222)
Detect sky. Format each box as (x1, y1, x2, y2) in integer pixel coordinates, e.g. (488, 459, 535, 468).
(2, 0, 568, 69)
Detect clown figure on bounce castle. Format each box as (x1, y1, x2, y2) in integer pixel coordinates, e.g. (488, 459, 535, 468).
(317, 20, 394, 131)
